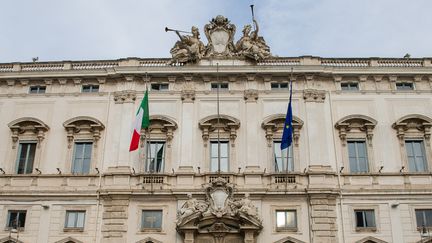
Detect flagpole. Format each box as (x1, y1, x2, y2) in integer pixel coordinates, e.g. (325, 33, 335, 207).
(216, 63, 221, 176)
(144, 72, 153, 193)
(285, 68, 294, 192)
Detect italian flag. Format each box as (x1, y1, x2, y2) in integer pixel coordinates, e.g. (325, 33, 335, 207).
(129, 90, 150, 152)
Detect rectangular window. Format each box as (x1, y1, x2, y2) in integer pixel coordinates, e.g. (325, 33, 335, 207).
(7, 210, 26, 229)
(273, 141, 294, 172)
(146, 141, 165, 172)
(29, 85, 46, 94)
(396, 82, 414, 90)
(415, 209, 432, 228)
(211, 83, 229, 91)
(16, 142, 36, 174)
(72, 142, 92, 174)
(65, 211, 86, 229)
(355, 210, 376, 228)
(341, 82, 359, 91)
(141, 210, 162, 230)
(210, 141, 229, 172)
(276, 210, 297, 229)
(271, 83, 289, 90)
(406, 140, 427, 172)
(151, 83, 169, 91)
(82, 84, 99, 93)
(348, 141, 369, 173)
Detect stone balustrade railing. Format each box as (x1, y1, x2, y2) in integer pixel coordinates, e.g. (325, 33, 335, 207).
(0, 57, 430, 73)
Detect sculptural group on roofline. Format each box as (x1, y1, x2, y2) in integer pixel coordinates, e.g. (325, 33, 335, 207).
(166, 15, 271, 64)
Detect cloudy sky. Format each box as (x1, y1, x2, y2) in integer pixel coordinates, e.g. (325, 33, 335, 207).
(0, 0, 431, 62)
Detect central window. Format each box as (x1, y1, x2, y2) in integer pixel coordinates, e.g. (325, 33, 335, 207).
(29, 85, 46, 94)
(271, 82, 288, 90)
(142, 210, 162, 230)
(276, 210, 297, 230)
(65, 211, 85, 229)
(273, 141, 293, 172)
(72, 142, 93, 174)
(146, 141, 166, 172)
(348, 141, 369, 173)
(211, 83, 228, 91)
(405, 140, 427, 172)
(341, 82, 359, 91)
(210, 141, 229, 172)
(16, 142, 36, 174)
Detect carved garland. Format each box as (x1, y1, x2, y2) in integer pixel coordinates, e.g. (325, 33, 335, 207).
(8, 117, 50, 149)
(261, 114, 304, 147)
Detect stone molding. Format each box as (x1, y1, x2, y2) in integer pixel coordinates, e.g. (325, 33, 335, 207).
(355, 236, 388, 243)
(54, 237, 84, 243)
(261, 114, 304, 147)
(392, 114, 432, 145)
(199, 114, 240, 146)
(140, 115, 178, 148)
(63, 116, 105, 148)
(8, 117, 50, 149)
(243, 89, 258, 102)
(303, 89, 326, 102)
(335, 115, 377, 146)
(113, 90, 136, 104)
(181, 90, 196, 103)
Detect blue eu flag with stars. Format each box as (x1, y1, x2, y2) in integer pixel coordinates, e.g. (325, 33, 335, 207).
(281, 80, 293, 150)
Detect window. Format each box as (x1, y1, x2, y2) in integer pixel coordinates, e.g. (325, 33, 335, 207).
(16, 142, 36, 174)
(146, 141, 165, 172)
(65, 211, 85, 229)
(7, 210, 26, 229)
(348, 141, 369, 173)
(355, 210, 376, 228)
(29, 85, 46, 94)
(142, 210, 162, 230)
(151, 83, 169, 91)
(396, 82, 414, 90)
(276, 210, 297, 230)
(273, 141, 293, 172)
(210, 141, 229, 172)
(341, 82, 359, 91)
(415, 209, 432, 228)
(406, 140, 427, 172)
(211, 83, 228, 91)
(271, 82, 288, 90)
(72, 142, 92, 174)
(82, 84, 99, 93)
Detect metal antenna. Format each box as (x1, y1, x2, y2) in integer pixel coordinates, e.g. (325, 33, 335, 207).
(217, 63, 221, 176)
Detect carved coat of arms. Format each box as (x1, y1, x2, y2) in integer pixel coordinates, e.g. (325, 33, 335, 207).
(204, 15, 236, 57)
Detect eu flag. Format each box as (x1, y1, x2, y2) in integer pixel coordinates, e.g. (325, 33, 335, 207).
(280, 80, 293, 150)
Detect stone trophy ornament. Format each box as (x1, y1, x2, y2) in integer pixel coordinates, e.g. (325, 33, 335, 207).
(166, 26, 206, 65)
(203, 15, 236, 57)
(235, 19, 271, 61)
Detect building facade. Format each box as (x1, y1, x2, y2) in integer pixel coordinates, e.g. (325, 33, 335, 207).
(1, 16, 432, 243)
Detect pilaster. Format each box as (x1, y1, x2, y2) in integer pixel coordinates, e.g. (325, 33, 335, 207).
(101, 195, 130, 243)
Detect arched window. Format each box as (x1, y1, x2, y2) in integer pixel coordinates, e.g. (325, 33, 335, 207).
(392, 114, 432, 172)
(140, 115, 177, 173)
(7, 117, 49, 174)
(63, 116, 104, 174)
(335, 115, 377, 173)
(261, 114, 303, 172)
(199, 115, 240, 172)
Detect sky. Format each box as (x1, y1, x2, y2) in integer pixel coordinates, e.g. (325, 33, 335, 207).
(0, 0, 431, 62)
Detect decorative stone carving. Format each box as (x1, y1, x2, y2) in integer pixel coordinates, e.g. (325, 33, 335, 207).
(8, 117, 50, 149)
(113, 90, 136, 104)
(303, 89, 326, 102)
(63, 116, 105, 148)
(181, 90, 196, 103)
(140, 115, 178, 148)
(204, 15, 236, 57)
(392, 114, 432, 146)
(244, 89, 258, 102)
(199, 115, 240, 147)
(261, 114, 304, 147)
(335, 115, 377, 146)
(168, 26, 206, 65)
(236, 19, 271, 61)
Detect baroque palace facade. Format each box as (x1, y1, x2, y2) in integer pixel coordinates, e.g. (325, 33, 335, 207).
(1, 15, 432, 243)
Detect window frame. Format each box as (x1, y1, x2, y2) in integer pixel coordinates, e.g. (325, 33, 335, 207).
(29, 85, 46, 94)
(210, 140, 229, 172)
(211, 83, 229, 91)
(6, 210, 27, 230)
(275, 210, 297, 231)
(396, 82, 414, 91)
(415, 209, 432, 229)
(81, 84, 99, 93)
(15, 141, 37, 174)
(273, 141, 294, 172)
(405, 140, 428, 172)
(64, 210, 86, 230)
(340, 82, 359, 91)
(150, 83, 169, 91)
(141, 210, 163, 231)
(271, 82, 289, 90)
(354, 209, 376, 231)
(347, 140, 369, 173)
(71, 141, 93, 174)
(145, 140, 166, 173)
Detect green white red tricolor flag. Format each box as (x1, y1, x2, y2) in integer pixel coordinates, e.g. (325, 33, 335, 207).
(129, 90, 150, 152)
